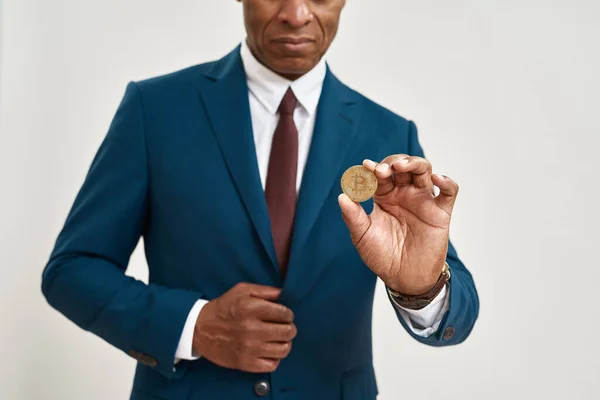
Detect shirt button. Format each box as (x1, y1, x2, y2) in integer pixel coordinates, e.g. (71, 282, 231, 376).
(443, 326, 455, 340)
(254, 380, 270, 397)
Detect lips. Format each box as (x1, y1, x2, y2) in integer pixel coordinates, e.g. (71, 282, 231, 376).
(273, 37, 314, 44)
(272, 37, 315, 52)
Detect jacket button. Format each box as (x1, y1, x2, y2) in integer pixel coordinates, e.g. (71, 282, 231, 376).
(443, 326, 455, 340)
(254, 380, 270, 397)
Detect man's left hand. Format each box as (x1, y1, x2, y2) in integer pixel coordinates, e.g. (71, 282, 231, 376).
(338, 155, 459, 295)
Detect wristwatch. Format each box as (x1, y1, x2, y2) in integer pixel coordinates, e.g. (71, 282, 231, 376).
(387, 261, 451, 310)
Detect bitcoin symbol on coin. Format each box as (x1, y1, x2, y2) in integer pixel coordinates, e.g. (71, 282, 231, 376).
(351, 175, 367, 191)
(340, 165, 378, 202)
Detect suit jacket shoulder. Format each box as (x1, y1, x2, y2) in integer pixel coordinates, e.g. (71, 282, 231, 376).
(335, 77, 418, 150)
(136, 60, 215, 90)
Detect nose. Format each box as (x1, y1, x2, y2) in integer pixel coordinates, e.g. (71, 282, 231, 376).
(278, 0, 314, 28)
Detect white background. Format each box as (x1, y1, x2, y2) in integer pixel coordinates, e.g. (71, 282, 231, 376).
(1, 0, 599, 399)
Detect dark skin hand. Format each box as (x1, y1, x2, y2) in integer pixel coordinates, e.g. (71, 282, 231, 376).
(193, 0, 347, 372)
(193, 283, 297, 373)
(338, 157, 459, 295)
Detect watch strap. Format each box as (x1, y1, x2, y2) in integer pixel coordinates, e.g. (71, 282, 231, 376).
(387, 261, 450, 310)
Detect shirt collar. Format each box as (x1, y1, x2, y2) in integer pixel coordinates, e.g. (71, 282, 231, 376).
(240, 38, 326, 116)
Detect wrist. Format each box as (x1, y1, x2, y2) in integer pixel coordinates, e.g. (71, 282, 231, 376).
(175, 299, 208, 362)
(191, 299, 215, 356)
(386, 260, 446, 295)
(387, 261, 450, 310)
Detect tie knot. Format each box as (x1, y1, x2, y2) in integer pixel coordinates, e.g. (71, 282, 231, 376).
(278, 88, 297, 115)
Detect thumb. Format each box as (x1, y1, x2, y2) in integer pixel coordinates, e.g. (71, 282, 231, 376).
(338, 193, 370, 243)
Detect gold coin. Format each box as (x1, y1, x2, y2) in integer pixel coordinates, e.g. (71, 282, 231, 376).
(340, 165, 378, 202)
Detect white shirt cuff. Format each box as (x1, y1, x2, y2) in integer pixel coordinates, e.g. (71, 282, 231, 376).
(174, 299, 209, 364)
(394, 284, 450, 338)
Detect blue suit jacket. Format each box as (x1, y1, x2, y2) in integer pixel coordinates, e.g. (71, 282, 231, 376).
(42, 45, 479, 400)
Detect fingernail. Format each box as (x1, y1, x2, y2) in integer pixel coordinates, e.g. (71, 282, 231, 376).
(363, 159, 377, 169)
(376, 163, 389, 172)
(435, 174, 444, 180)
(399, 158, 410, 164)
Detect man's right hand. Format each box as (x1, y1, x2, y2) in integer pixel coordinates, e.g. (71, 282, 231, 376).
(192, 282, 297, 373)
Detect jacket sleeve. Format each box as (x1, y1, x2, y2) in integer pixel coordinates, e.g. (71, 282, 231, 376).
(41, 82, 202, 378)
(389, 120, 480, 346)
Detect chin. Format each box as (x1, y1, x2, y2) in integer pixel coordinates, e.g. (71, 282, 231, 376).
(271, 57, 319, 78)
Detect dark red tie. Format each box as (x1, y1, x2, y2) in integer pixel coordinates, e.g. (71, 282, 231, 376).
(265, 88, 298, 278)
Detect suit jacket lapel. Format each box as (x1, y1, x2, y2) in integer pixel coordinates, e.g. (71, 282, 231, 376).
(281, 68, 362, 304)
(198, 46, 280, 280)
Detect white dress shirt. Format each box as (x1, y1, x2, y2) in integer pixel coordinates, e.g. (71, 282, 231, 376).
(173, 40, 450, 363)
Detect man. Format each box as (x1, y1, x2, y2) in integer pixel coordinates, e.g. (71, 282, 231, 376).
(42, 0, 479, 399)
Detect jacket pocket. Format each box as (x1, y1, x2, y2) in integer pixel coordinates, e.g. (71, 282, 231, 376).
(341, 364, 378, 400)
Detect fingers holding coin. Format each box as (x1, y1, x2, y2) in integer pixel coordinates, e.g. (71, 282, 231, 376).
(361, 158, 394, 196)
(364, 155, 433, 192)
(363, 155, 414, 195)
(389, 156, 433, 190)
(340, 165, 378, 203)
